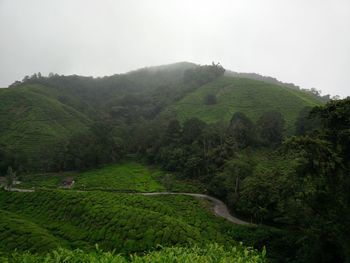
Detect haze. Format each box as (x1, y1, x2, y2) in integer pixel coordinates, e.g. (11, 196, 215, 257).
(0, 0, 349, 97)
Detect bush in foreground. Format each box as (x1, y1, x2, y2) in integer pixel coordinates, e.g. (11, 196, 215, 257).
(1, 243, 266, 263)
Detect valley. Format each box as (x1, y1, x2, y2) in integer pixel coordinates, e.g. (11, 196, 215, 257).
(0, 62, 349, 263)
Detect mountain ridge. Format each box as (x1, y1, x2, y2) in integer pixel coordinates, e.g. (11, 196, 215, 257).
(0, 62, 324, 171)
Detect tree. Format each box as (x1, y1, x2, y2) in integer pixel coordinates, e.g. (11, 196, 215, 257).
(310, 87, 321, 96)
(283, 136, 347, 262)
(227, 112, 255, 148)
(5, 166, 15, 190)
(182, 118, 206, 144)
(257, 111, 285, 146)
(311, 97, 350, 167)
(183, 64, 225, 86)
(0, 146, 14, 175)
(163, 120, 182, 145)
(204, 94, 217, 105)
(210, 157, 253, 208)
(295, 107, 320, 135)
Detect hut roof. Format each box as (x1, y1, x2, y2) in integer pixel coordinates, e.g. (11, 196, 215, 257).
(62, 177, 74, 184)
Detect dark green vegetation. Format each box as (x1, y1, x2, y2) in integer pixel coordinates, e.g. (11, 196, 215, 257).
(0, 210, 62, 252)
(0, 62, 348, 263)
(1, 244, 266, 263)
(211, 99, 350, 262)
(0, 85, 90, 171)
(0, 62, 323, 173)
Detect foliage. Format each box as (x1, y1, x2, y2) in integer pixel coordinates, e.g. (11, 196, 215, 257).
(0, 243, 266, 263)
(210, 157, 253, 208)
(256, 111, 284, 146)
(0, 63, 323, 173)
(2, 63, 347, 263)
(5, 166, 15, 189)
(183, 63, 225, 86)
(294, 106, 321, 135)
(226, 98, 350, 262)
(44, 121, 125, 172)
(228, 112, 256, 149)
(204, 93, 218, 105)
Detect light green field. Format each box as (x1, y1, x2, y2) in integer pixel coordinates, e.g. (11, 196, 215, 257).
(166, 77, 323, 134)
(18, 172, 77, 189)
(19, 162, 205, 193)
(74, 162, 165, 192)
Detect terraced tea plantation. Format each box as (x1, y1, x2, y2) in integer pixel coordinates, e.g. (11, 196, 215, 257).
(0, 190, 271, 254)
(1, 162, 278, 261)
(167, 77, 322, 134)
(19, 162, 165, 192)
(19, 162, 205, 193)
(74, 162, 165, 191)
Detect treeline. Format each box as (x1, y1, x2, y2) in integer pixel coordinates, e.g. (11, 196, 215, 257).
(0, 122, 124, 174)
(39, 121, 126, 172)
(131, 110, 285, 179)
(0, 63, 226, 173)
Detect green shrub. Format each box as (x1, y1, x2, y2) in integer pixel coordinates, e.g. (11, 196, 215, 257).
(1, 244, 266, 263)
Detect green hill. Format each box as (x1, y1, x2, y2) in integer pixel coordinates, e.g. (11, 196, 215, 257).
(165, 76, 323, 133)
(0, 84, 90, 169)
(0, 62, 325, 172)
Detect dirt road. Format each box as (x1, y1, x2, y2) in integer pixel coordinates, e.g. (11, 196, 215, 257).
(140, 192, 254, 226)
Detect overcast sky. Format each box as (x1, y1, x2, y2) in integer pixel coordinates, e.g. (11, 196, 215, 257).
(0, 0, 349, 97)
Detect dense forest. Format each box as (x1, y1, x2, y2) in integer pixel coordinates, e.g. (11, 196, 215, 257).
(0, 62, 349, 262)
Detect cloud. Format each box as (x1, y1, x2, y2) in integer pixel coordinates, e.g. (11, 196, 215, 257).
(0, 0, 349, 96)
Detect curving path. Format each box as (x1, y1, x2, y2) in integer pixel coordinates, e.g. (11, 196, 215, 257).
(139, 192, 255, 226)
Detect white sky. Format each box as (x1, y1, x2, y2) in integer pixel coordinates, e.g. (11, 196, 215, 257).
(0, 0, 349, 97)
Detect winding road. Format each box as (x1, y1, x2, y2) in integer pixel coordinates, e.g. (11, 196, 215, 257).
(140, 192, 254, 226)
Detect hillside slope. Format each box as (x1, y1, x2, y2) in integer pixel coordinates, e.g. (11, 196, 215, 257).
(0, 189, 267, 253)
(0, 84, 90, 167)
(0, 62, 325, 171)
(165, 76, 323, 133)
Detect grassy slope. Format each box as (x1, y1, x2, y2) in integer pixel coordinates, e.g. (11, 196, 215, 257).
(166, 77, 323, 133)
(1, 162, 282, 260)
(19, 162, 204, 193)
(0, 84, 90, 160)
(0, 190, 271, 254)
(74, 162, 165, 192)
